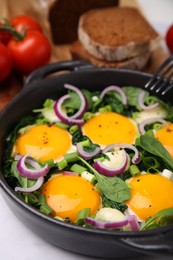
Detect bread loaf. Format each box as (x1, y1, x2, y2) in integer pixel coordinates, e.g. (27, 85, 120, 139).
(70, 41, 150, 70)
(78, 7, 160, 61)
(48, 0, 119, 44)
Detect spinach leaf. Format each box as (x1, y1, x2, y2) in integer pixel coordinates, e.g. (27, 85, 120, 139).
(78, 156, 130, 203)
(141, 208, 173, 230)
(139, 135, 173, 170)
(123, 86, 143, 109)
(63, 89, 93, 110)
(102, 195, 128, 213)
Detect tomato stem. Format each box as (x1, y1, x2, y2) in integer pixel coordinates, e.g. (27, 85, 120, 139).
(0, 23, 25, 41)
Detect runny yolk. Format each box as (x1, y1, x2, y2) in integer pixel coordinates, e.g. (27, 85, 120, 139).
(82, 112, 137, 146)
(125, 174, 173, 221)
(42, 175, 101, 222)
(155, 123, 173, 159)
(15, 124, 72, 162)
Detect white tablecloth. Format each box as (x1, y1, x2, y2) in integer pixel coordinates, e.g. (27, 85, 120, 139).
(0, 1, 173, 259)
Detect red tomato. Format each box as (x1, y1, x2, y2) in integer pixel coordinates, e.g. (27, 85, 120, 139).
(7, 30, 51, 75)
(10, 15, 42, 34)
(0, 22, 11, 45)
(166, 24, 173, 53)
(0, 43, 12, 83)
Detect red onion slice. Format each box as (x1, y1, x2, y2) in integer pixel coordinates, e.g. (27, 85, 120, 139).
(100, 85, 127, 105)
(85, 217, 128, 229)
(76, 143, 101, 160)
(54, 95, 85, 125)
(93, 150, 128, 176)
(54, 84, 87, 126)
(64, 84, 87, 119)
(15, 176, 44, 193)
(102, 143, 140, 164)
(138, 90, 159, 110)
(17, 154, 50, 179)
(138, 118, 167, 135)
(128, 215, 140, 231)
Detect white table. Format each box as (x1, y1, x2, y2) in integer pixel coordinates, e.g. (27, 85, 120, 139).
(0, 1, 172, 259)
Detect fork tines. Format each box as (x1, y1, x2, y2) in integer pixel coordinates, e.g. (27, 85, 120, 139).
(144, 55, 173, 96)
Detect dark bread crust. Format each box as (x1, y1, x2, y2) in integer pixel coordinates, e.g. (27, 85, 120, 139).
(49, 0, 119, 44)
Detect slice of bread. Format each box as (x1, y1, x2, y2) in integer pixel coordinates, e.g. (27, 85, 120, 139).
(70, 41, 150, 70)
(78, 7, 160, 61)
(48, 0, 119, 44)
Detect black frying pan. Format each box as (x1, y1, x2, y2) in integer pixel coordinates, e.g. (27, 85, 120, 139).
(0, 60, 173, 259)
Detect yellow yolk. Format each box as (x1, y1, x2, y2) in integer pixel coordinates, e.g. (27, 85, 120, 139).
(15, 124, 71, 162)
(155, 123, 173, 159)
(82, 112, 137, 146)
(42, 175, 101, 222)
(125, 174, 173, 221)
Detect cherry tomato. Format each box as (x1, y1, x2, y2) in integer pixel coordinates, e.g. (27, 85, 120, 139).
(166, 24, 173, 53)
(7, 30, 51, 75)
(0, 21, 11, 45)
(10, 15, 42, 34)
(0, 43, 12, 83)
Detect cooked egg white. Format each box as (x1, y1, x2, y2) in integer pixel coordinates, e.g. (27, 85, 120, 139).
(101, 150, 130, 170)
(42, 174, 101, 222)
(125, 174, 173, 221)
(82, 112, 137, 148)
(14, 124, 73, 162)
(133, 106, 167, 124)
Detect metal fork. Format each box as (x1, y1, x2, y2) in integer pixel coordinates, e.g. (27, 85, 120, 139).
(144, 55, 173, 96)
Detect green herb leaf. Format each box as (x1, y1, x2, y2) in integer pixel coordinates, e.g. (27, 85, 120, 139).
(141, 208, 173, 230)
(78, 156, 130, 203)
(139, 135, 173, 170)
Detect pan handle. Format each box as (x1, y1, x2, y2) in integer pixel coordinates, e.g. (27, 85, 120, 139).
(25, 60, 93, 85)
(120, 230, 173, 255)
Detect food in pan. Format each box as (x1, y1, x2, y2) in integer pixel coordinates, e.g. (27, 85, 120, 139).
(3, 84, 173, 231)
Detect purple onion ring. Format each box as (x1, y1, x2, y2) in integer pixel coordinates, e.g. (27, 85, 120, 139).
(54, 84, 87, 125)
(138, 90, 159, 110)
(85, 217, 128, 229)
(15, 176, 44, 193)
(100, 85, 127, 105)
(138, 118, 167, 135)
(17, 154, 50, 179)
(76, 143, 101, 160)
(102, 143, 140, 164)
(93, 150, 128, 176)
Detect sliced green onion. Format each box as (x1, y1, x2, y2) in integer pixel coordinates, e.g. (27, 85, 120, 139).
(75, 208, 91, 225)
(57, 159, 68, 170)
(83, 112, 93, 121)
(41, 159, 55, 168)
(55, 122, 69, 129)
(99, 105, 112, 113)
(93, 157, 105, 162)
(129, 165, 140, 177)
(79, 139, 91, 147)
(38, 194, 54, 215)
(81, 171, 96, 183)
(70, 164, 87, 174)
(64, 152, 79, 163)
(69, 125, 79, 134)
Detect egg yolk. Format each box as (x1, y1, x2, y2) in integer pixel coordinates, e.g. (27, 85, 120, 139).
(155, 123, 173, 159)
(15, 124, 71, 162)
(125, 174, 173, 221)
(82, 112, 137, 146)
(42, 175, 101, 222)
